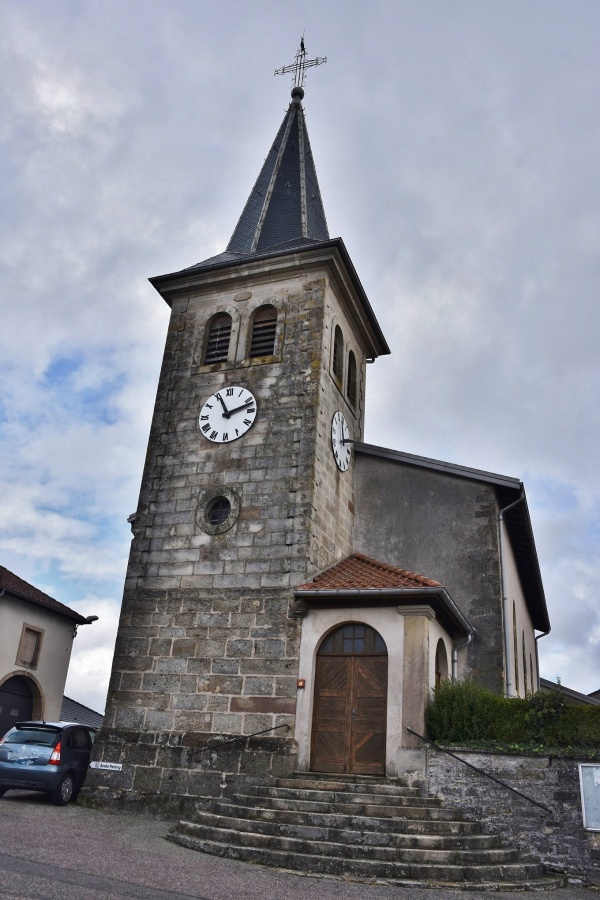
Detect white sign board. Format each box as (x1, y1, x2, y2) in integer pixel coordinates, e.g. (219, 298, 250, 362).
(89, 761, 123, 772)
(579, 764, 600, 831)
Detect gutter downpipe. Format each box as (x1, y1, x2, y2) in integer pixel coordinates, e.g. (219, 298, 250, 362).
(498, 491, 526, 698)
(534, 629, 551, 692)
(452, 633, 473, 681)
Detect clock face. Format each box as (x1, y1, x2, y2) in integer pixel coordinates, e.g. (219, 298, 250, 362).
(331, 411, 352, 472)
(199, 386, 258, 443)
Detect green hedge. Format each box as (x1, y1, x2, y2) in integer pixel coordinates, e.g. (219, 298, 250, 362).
(425, 680, 600, 754)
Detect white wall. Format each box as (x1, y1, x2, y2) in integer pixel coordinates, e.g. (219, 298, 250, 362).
(0, 595, 76, 719)
(295, 604, 457, 776)
(501, 523, 538, 696)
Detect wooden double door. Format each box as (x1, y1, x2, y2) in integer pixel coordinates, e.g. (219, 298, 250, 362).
(310, 624, 388, 776)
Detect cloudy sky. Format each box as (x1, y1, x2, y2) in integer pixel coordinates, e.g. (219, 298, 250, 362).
(1, 0, 599, 713)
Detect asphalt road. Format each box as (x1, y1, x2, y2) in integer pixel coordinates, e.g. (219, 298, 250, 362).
(0, 790, 597, 900)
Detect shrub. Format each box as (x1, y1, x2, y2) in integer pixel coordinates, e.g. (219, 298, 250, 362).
(425, 679, 506, 742)
(425, 679, 600, 754)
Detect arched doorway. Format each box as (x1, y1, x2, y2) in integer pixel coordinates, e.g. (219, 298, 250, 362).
(311, 623, 388, 775)
(0, 675, 34, 738)
(435, 639, 449, 688)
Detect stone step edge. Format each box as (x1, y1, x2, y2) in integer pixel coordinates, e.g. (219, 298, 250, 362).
(168, 833, 547, 882)
(377, 877, 564, 892)
(209, 800, 482, 834)
(177, 820, 518, 864)
(229, 793, 461, 819)
(276, 778, 422, 797)
(188, 810, 501, 849)
(288, 771, 414, 786)
(248, 787, 441, 807)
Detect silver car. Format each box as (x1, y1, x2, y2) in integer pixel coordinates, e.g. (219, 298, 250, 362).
(0, 721, 96, 805)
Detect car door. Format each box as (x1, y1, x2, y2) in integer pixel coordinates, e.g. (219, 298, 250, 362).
(65, 727, 93, 786)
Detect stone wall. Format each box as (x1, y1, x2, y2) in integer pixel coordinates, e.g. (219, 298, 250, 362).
(84, 727, 296, 819)
(427, 748, 600, 883)
(85, 582, 301, 817)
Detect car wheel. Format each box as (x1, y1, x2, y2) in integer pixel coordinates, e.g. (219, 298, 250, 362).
(51, 773, 75, 806)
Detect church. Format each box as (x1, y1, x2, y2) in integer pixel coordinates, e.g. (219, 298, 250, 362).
(89, 44, 550, 805)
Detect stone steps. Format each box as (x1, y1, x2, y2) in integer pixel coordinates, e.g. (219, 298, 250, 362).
(177, 818, 520, 865)
(168, 773, 562, 889)
(210, 799, 484, 835)
(185, 808, 503, 849)
(171, 832, 550, 885)
(275, 776, 421, 797)
(244, 784, 443, 807)
(229, 791, 459, 820)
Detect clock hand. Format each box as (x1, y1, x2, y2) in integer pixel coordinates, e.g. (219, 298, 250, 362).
(216, 393, 230, 418)
(227, 398, 255, 415)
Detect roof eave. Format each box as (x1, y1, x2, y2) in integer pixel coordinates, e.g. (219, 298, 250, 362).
(2, 589, 88, 624)
(149, 237, 390, 358)
(355, 442, 523, 490)
(293, 586, 473, 639)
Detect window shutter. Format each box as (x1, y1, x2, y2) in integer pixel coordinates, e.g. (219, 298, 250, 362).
(204, 314, 232, 364)
(249, 306, 277, 358)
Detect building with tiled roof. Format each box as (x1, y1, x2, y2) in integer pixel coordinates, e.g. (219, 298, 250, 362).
(0, 566, 97, 736)
(61, 695, 104, 728)
(89, 43, 550, 807)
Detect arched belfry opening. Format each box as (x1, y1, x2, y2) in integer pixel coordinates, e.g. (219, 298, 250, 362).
(311, 623, 388, 776)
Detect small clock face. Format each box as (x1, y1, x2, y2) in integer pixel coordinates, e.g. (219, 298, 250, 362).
(199, 386, 257, 443)
(331, 411, 351, 471)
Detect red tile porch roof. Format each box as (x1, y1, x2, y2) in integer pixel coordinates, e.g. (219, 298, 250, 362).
(296, 553, 442, 592)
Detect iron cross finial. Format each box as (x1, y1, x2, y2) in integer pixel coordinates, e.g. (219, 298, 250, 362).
(274, 37, 327, 91)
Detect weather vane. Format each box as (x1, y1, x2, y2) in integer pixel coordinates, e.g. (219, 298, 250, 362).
(274, 36, 326, 91)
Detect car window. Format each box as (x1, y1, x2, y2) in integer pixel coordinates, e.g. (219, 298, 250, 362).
(2, 728, 58, 746)
(67, 728, 92, 751)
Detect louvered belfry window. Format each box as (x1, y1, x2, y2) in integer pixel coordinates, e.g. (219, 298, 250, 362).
(249, 305, 277, 358)
(204, 313, 232, 364)
(332, 325, 344, 385)
(347, 350, 357, 407)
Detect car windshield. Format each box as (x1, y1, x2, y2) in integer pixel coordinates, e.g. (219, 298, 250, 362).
(3, 728, 58, 746)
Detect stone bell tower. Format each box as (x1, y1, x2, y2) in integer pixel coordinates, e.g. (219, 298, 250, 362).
(88, 45, 388, 812)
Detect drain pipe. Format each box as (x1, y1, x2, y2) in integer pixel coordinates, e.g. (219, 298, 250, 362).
(452, 632, 473, 681)
(498, 491, 526, 697)
(534, 629, 550, 692)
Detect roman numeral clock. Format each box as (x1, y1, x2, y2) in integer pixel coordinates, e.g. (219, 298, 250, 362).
(331, 410, 352, 472)
(199, 387, 258, 444)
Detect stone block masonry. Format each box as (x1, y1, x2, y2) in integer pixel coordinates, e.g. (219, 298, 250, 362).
(427, 748, 600, 884)
(86, 251, 374, 811)
(85, 584, 300, 815)
(105, 586, 299, 734)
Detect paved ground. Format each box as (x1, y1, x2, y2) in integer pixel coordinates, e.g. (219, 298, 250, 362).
(0, 790, 597, 900)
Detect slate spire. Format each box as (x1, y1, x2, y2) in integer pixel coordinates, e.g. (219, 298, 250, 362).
(226, 86, 329, 255)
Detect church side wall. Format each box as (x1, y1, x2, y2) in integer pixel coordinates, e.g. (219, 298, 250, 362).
(502, 522, 538, 696)
(353, 455, 504, 693)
